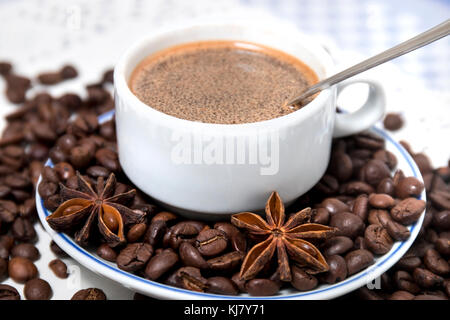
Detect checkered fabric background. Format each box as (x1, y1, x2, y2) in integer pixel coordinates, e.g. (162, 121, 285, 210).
(242, 0, 450, 92)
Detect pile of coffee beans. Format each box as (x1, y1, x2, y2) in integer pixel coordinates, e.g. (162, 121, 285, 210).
(1, 60, 448, 299)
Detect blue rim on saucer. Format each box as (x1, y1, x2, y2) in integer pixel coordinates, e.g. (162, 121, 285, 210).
(36, 110, 426, 299)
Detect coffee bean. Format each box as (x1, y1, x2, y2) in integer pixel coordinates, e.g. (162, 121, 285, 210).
(231, 272, 246, 292)
(330, 212, 364, 238)
(385, 219, 411, 241)
(345, 249, 374, 275)
(173, 267, 207, 292)
(11, 243, 40, 261)
(320, 198, 349, 215)
(328, 152, 353, 182)
(320, 255, 347, 284)
(413, 153, 433, 175)
(54, 162, 75, 181)
(38, 72, 62, 85)
(342, 181, 374, 196)
(314, 174, 339, 195)
(360, 159, 391, 187)
(71, 288, 107, 300)
(38, 180, 58, 199)
(231, 231, 247, 252)
(395, 177, 424, 200)
(206, 277, 239, 295)
(322, 236, 353, 256)
(435, 238, 450, 256)
(433, 210, 450, 230)
(364, 224, 393, 255)
(391, 198, 426, 225)
(8, 257, 38, 283)
(24, 278, 52, 300)
(352, 194, 369, 221)
(96, 243, 117, 262)
(0, 200, 18, 223)
(116, 243, 153, 272)
(127, 223, 147, 243)
(48, 259, 68, 279)
(179, 242, 209, 269)
(49, 240, 68, 257)
(11, 217, 36, 242)
(430, 191, 450, 210)
(166, 221, 205, 249)
(383, 113, 404, 131)
(213, 222, 238, 238)
(245, 278, 280, 296)
(207, 251, 244, 272)
(95, 148, 120, 172)
(0, 284, 20, 300)
(423, 249, 449, 275)
(0, 62, 12, 75)
(290, 265, 318, 291)
(60, 65, 78, 79)
(388, 290, 415, 300)
(144, 220, 167, 247)
(49, 147, 67, 163)
(373, 149, 398, 170)
(354, 132, 385, 150)
(393, 270, 420, 294)
(368, 194, 395, 209)
(69, 145, 94, 168)
(311, 207, 330, 225)
(195, 229, 228, 257)
(87, 165, 111, 178)
(145, 248, 179, 280)
(413, 268, 444, 288)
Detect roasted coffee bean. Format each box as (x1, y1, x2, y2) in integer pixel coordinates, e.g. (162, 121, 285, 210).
(330, 212, 364, 238)
(19, 198, 36, 219)
(50, 240, 67, 257)
(320, 198, 349, 216)
(360, 159, 391, 187)
(53, 162, 75, 181)
(49, 147, 67, 163)
(354, 132, 385, 150)
(60, 65, 78, 79)
(86, 165, 110, 178)
(8, 257, 38, 283)
(11, 217, 36, 242)
(0, 200, 18, 223)
(328, 152, 353, 182)
(179, 242, 209, 269)
(0, 62, 12, 75)
(145, 248, 179, 280)
(395, 177, 424, 199)
(423, 249, 449, 275)
(173, 267, 208, 292)
(116, 243, 153, 272)
(391, 198, 426, 225)
(166, 221, 205, 249)
(96, 243, 117, 262)
(44, 194, 62, 212)
(95, 148, 120, 172)
(322, 236, 353, 256)
(314, 174, 339, 195)
(320, 255, 347, 284)
(394, 270, 420, 294)
(413, 153, 433, 175)
(196, 229, 228, 257)
(144, 220, 167, 247)
(373, 149, 398, 170)
(231, 272, 247, 292)
(38, 180, 58, 199)
(49, 259, 68, 279)
(429, 191, 450, 210)
(345, 249, 374, 275)
(207, 251, 244, 272)
(71, 288, 107, 300)
(364, 224, 393, 255)
(433, 210, 450, 230)
(0, 185, 11, 199)
(24, 278, 52, 300)
(245, 278, 280, 296)
(290, 265, 318, 291)
(385, 219, 411, 241)
(352, 194, 369, 221)
(4, 173, 30, 189)
(368, 193, 395, 209)
(0, 284, 21, 301)
(69, 145, 94, 168)
(355, 287, 383, 300)
(206, 277, 239, 295)
(213, 222, 239, 238)
(311, 207, 330, 225)
(383, 113, 404, 131)
(56, 134, 77, 153)
(388, 291, 415, 300)
(38, 72, 62, 85)
(11, 243, 40, 261)
(0, 258, 7, 279)
(231, 231, 247, 252)
(127, 223, 147, 243)
(413, 268, 444, 288)
(435, 238, 450, 256)
(342, 181, 374, 196)
(409, 240, 434, 258)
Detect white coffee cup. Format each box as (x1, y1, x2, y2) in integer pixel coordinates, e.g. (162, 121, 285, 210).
(114, 22, 385, 219)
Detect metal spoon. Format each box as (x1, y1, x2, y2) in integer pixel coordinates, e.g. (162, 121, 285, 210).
(287, 19, 450, 107)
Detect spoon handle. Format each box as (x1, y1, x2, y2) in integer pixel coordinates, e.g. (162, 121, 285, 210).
(288, 19, 450, 106)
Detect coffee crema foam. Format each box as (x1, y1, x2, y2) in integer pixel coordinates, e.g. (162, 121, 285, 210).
(129, 41, 318, 124)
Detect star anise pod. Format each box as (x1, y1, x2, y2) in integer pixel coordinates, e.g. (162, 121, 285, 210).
(231, 191, 336, 281)
(46, 172, 146, 247)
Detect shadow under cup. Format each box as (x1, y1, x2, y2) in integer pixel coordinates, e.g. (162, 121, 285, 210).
(114, 22, 337, 219)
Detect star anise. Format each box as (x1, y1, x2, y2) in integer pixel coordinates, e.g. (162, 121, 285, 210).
(46, 172, 146, 247)
(231, 191, 336, 281)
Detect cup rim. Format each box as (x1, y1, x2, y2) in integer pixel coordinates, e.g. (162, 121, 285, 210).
(114, 21, 335, 130)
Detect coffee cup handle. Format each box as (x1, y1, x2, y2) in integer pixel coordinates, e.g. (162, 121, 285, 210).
(333, 78, 386, 138)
